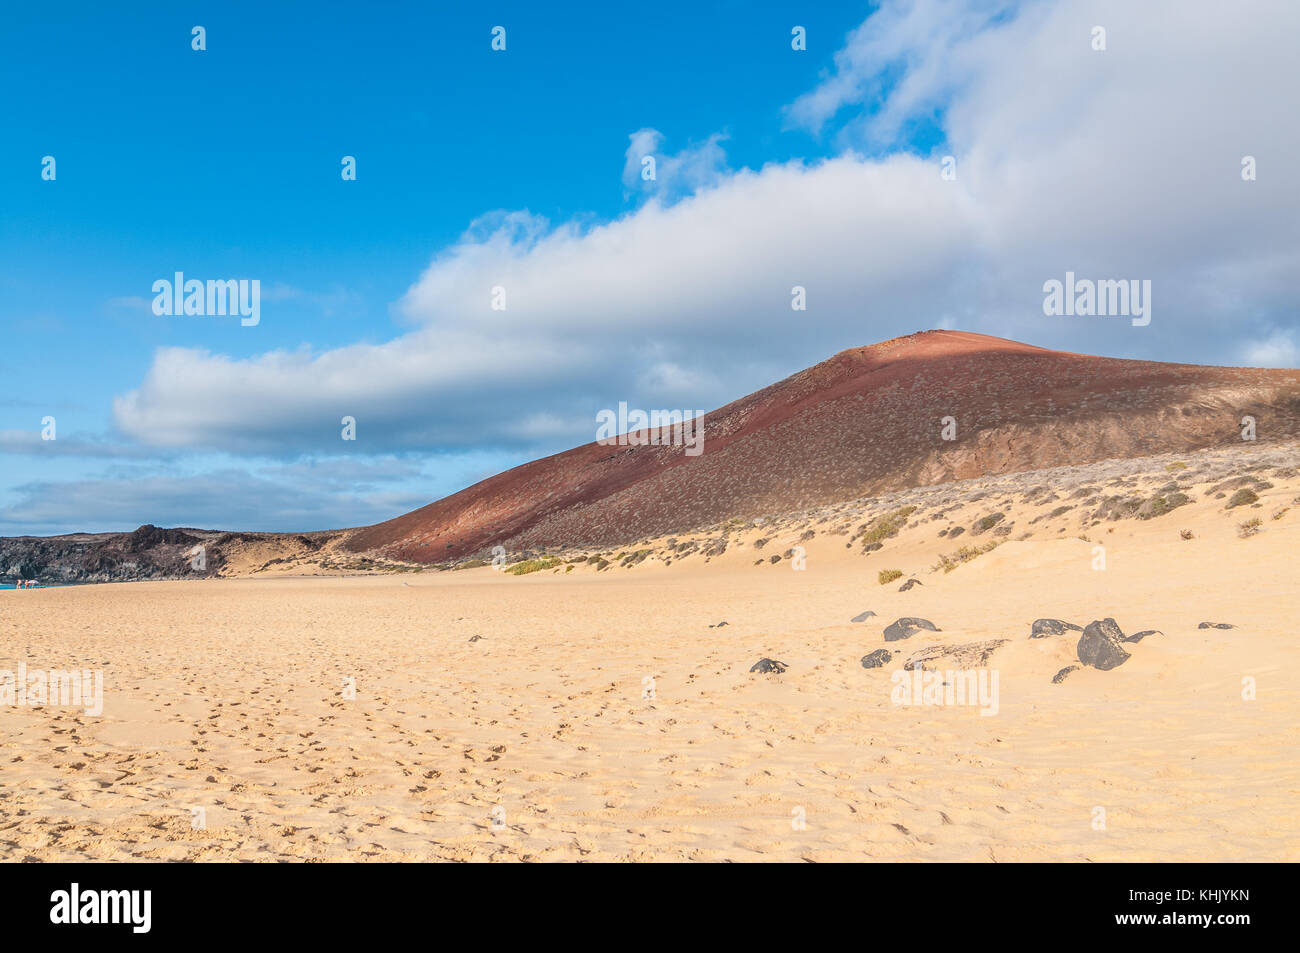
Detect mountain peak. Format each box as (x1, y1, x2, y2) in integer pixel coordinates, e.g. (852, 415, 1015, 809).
(344, 334, 1300, 562)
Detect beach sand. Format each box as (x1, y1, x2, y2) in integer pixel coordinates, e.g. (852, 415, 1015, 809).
(2, 455, 1298, 861)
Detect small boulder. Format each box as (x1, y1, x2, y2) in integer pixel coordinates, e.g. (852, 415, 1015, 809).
(851, 610, 877, 623)
(860, 649, 892, 669)
(1077, 618, 1131, 670)
(1125, 629, 1162, 643)
(749, 658, 787, 674)
(883, 617, 941, 642)
(1197, 622, 1235, 629)
(904, 639, 1007, 672)
(898, 578, 923, 592)
(1030, 618, 1083, 638)
(1052, 665, 1080, 684)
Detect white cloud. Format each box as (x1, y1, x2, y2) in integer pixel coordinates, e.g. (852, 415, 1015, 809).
(112, 0, 1300, 457)
(621, 128, 731, 199)
(634, 361, 719, 403)
(115, 154, 974, 452)
(1238, 329, 1300, 368)
(785, 0, 1028, 145)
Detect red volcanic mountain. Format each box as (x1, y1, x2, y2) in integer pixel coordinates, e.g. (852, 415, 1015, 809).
(344, 330, 1300, 562)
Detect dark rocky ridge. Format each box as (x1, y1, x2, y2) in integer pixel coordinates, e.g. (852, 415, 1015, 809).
(0, 526, 335, 585)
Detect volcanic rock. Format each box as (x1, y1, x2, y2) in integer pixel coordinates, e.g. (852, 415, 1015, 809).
(1077, 618, 1131, 670)
(860, 649, 892, 669)
(1030, 618, 1084, 638)
(883, 617, 941, 642)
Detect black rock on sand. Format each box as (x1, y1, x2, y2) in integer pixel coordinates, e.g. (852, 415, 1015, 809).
(1030, 618, 1084, 638)
(860, 649, 892, 669)
(883, 617, 941, 642)
(1125, 629, 1162, 643)
(750, 658, 788, 674)
(1077, 618, 1131, 670)
(851, 610, 877, 622)
(898, 578, 923, 592)
(1052, 665, 1080, 684)
(1198, 622, 1235, 629)
(904, 639, 1008, 672)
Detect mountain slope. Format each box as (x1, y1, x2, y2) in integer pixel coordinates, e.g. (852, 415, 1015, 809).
(345, 330, 1300, 562)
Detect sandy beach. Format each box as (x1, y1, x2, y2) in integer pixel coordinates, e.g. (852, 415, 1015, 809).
(3, 449, 1298, 862)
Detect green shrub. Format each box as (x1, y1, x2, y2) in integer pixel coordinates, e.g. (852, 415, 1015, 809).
(505, 556, 562, 575)
(932, 541, 1000, 573)
(1139, 492, 1191, 519)
(1226, 488, 1259, 509)
(859, 506, 917, 546)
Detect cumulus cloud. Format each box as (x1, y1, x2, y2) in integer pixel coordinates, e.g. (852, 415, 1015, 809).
(115, 154, 973, 453)
(113, 330, 600, 452)
(1238, 328, 1300, 368)
(111, 0, 1300, 458)
(785, 0, 1028, 144)
(621, 128, 731, 200)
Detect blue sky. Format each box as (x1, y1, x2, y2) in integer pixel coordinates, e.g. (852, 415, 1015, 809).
(2, 1, 1297, 535)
